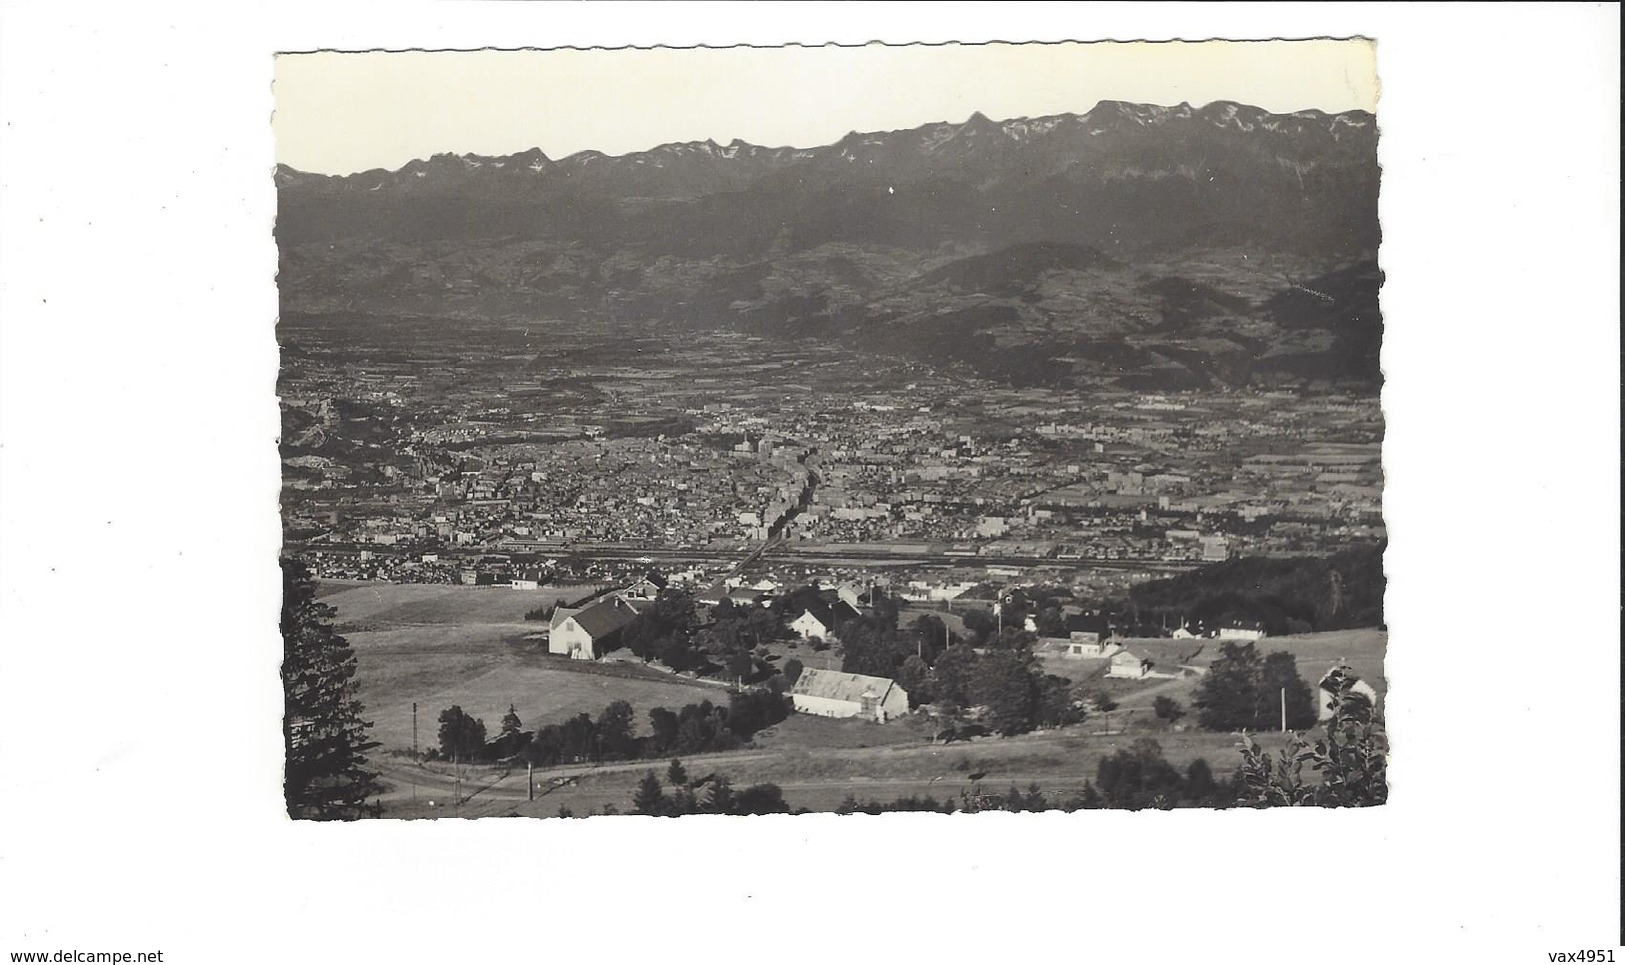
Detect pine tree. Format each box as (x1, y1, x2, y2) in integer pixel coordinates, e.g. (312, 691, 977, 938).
(632, 770, 669, 815)
(703, 776, 736, 814)
(666, 758, 688, 787)
(281, 559, 382, 819)
(500, 704, 523, 738)
(1191, 640, 1265, 731)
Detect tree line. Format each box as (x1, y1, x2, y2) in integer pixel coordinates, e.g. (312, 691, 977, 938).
(1126, 541, 1385, 634)
(630, 759, 790, 816)
(430, 690, 792, 768)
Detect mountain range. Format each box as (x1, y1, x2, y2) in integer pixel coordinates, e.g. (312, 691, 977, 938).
(277, 100, 1382, 390)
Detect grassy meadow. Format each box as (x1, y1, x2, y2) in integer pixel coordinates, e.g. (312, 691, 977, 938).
(323, 581, 1385, 817)
(322, 582, 724, 752)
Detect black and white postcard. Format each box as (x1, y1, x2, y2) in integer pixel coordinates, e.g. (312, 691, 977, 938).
(275, 40, 1389, 819)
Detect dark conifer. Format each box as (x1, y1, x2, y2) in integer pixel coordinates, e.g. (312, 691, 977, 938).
(281, 559, 382, 819)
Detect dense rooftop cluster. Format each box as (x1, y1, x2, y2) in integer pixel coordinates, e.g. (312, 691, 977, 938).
(281, 321, 1382, 587)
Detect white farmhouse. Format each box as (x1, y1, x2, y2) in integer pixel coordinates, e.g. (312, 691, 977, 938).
(548, 596, 640, 661)
(790, 608, 833, 641)
(789, 600, 860, 641)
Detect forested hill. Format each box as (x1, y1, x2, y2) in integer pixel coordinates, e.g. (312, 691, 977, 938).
(1126, 542, 1385, 635)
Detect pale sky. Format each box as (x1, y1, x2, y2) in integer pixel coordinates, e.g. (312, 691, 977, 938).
(274, 40, 1377, 175)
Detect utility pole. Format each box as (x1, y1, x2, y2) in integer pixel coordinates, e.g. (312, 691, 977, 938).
(1280, 687, 1287, 733)
(412, 702, 418, 757)
(527, 762, 535, 802)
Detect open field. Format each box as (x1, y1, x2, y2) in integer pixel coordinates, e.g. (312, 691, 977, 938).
(327, 582, 1385, 816)
(1252, 629, 1388, 699)
(323, 580, 605, 628)
(373, 722, 1277, 818)
(323, 582, 722, 751)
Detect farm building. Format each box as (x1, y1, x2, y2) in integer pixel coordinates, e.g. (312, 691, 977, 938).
(1172, 620, 1266, 641)
(1107, 649, 1154, 679)
(1215, 621, 1267, 642)
(548, 596, 641, 660)
(788, 668, 909, 723)
(1106, 649, 1190, 680)
(1041, 613, 1115, 656)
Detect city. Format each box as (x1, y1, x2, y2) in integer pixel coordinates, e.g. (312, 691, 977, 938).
(280, 321, 1383, 593)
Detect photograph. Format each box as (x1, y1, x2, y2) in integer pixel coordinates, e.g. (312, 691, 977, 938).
(275, 40, 1388, 819)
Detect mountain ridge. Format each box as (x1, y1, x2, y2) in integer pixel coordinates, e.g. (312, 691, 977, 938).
(276, 98, 1382, 393)
(276, 99, 1375, 184)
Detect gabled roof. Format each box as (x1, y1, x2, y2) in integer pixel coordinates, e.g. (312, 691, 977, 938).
(789, 668, 903, 705)
(563, 596, 639, 640)
(792, 608, 831, 630)
(794, 599, 861, 631)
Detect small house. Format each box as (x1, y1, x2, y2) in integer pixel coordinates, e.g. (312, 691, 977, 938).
(1065, 639, 1123, 659)
(789, 599, 860, 641)
(1107, 649, 1155, 680)
(835, 582, 869, 610)
(618, 572, 669, 601)
(790, 608, 833, 641)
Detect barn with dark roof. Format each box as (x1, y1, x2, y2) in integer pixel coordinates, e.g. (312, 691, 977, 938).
(548, 595, 641, 660)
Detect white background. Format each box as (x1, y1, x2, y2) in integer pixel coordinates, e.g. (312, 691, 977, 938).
(0, 3, 1618, 962)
